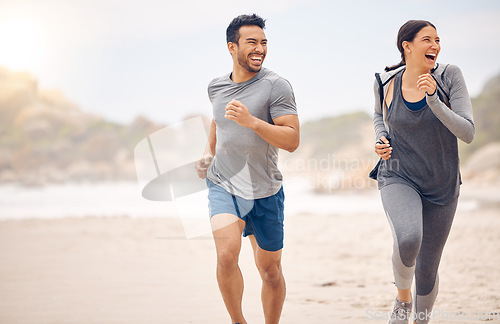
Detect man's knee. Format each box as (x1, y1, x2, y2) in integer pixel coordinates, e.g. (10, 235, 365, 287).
(257, 261, 282, 286)
(216, 247, 240, 269)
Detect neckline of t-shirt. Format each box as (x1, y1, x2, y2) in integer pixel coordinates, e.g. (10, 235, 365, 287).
(227, 68, 266, 86)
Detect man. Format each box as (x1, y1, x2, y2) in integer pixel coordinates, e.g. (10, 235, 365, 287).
(196, 14, 299, 324)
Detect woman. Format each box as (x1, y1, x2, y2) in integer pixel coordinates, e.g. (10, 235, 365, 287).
(372, 20, 474, 324)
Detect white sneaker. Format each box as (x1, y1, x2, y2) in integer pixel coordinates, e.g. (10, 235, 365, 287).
(388, 298, 412, 324)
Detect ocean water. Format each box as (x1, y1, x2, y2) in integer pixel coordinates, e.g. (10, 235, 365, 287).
(0, 182, 175, 219)
(0, 179, 386, 220)
(0, 179, 483, 241)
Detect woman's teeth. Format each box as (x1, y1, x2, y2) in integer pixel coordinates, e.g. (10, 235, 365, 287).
(425, 53, 436, 61)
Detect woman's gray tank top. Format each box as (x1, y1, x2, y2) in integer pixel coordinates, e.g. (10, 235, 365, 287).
(377, 71, 461, 205)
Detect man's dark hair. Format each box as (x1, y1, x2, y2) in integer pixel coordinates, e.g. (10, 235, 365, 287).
(226, 14, 266, 44)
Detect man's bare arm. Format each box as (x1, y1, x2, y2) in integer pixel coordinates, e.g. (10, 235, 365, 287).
(250, 114, 299, 152)
(225, 100, 299, 152)
(195, 119, 216, 179)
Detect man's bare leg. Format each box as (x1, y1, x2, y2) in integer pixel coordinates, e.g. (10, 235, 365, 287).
(249, 236, 286, 324)
(211, 213, 247, 324)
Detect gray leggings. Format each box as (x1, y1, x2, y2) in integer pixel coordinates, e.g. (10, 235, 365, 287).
(380, 183, 458, 324)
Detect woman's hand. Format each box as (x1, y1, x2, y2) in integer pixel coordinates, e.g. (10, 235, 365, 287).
(375, 136, 392, 160)
(417, 73, 437, 95)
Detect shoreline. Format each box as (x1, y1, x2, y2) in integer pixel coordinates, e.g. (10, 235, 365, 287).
(0, 180, 497, 221)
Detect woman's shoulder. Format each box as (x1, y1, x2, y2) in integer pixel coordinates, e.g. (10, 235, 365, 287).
(434, 63, 466, 90)
(434, 63, 463, 78)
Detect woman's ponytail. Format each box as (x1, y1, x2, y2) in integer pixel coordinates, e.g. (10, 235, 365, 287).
(385, 60, 405, 72)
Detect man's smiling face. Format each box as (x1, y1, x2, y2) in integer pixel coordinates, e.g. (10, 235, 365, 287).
(232, 25, 267, 73)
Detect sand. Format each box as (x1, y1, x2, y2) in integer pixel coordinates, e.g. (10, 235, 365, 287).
(1, 186, 499, 323)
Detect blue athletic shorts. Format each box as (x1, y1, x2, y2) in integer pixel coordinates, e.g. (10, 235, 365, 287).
(207, 179, 285, 252)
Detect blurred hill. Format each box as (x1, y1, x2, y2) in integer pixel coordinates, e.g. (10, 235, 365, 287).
(279, 112, 377, 192)
(460, 73, 500, 158)
(1, 66, 499, 187)
(0, 67, 164, 186)
(460, 73, 500, 184)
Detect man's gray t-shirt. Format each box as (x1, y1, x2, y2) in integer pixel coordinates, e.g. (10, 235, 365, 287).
(206, 68, 297, 199)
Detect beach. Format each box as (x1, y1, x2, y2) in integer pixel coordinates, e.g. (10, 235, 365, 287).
(0, 183, 499, 324)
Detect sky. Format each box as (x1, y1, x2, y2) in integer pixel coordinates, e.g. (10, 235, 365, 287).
(1, 0, 499, 126)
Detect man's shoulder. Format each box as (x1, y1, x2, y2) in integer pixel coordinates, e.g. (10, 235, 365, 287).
(260, 68, 294, 92)
(261, 68, 287, 82)
(208, 73, 231, 89)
